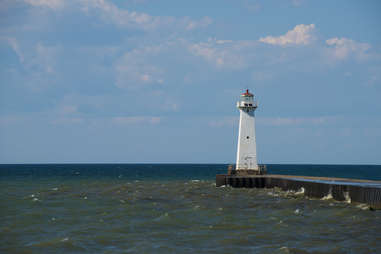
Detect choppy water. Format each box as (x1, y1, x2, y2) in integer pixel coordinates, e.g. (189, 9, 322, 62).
(1, 164, 381, 253)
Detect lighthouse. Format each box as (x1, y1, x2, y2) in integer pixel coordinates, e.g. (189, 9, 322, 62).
(234, 89, 264, 175)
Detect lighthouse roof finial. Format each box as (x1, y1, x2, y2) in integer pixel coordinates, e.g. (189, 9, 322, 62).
(242, 89, 253, 97)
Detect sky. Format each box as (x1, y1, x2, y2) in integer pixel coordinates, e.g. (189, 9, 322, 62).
(0, 0, 381, 164)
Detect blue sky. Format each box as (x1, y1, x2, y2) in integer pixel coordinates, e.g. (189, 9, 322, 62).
(0, 0, 380, 164)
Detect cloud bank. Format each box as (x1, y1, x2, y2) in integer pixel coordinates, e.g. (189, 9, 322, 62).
(259, 24, 315, 46)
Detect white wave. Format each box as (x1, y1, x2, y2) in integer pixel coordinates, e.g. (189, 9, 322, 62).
(356, 203, 369, 210)
(279, 246, 289, 253)
(154, 212, 169, 222)
(267, 191, 279, 197)
(294, 187, 305, 195)
(343, 191, 351, 204)
(321, 188, 333, 200)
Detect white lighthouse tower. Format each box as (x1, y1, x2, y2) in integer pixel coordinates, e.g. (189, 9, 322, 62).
(235, 89, 263, 175)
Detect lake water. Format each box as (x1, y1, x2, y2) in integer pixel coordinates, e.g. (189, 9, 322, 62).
(1, 164, 381, 253)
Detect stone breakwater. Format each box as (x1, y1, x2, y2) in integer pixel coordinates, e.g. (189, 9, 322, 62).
(216, 174, 381, 210)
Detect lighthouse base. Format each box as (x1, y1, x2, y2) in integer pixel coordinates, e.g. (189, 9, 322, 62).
(230, 170, 265, 175)
(228, 165, 267, 175)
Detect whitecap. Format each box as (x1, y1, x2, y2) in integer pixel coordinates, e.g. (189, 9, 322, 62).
(279, 246, 290, 253)
(294, 187, 305, 195)
(343, 191, 351, 203)
(267, 192, 279, 197)
(321, 188, 333, 200)
(321, 194, 333, 200)
(154, 212, 169, 222)
(356, 203, 370, 210)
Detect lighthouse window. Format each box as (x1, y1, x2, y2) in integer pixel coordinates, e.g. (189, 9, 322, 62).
(246, 136, 250, 139)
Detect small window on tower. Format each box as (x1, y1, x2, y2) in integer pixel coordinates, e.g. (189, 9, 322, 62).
(246, 136, 250, 139)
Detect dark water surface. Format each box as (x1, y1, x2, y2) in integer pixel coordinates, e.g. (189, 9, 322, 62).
(1, 164, 381, 253)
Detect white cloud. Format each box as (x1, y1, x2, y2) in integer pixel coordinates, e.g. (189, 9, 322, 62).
(259, 24, 315, 46)
(325, 37, 370, 61)
(162, 100, 179, 112)
(80, 0, 162, 30)
(259, 116, 336, 126)
(59, 105, 78, 115)
(115, 45, 165, 89)
(185, 16, 212, 30)
(112, 116, 161, 125)
(24, 0, 64, 9)
(243, 0, 261, 12)
(1, 37, 24, 63)
(367, 66, 381, 86)
(23, 0, 213, 31)
(189, 38, 253, 69)
(291, 0, 304, 7)
(78, 0, 212, 31)
(3, 41, 60, 90)
(32, 43, 58, 74)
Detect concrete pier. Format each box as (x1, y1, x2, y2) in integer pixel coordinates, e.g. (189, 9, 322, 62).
(216, 174, 381, 210)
